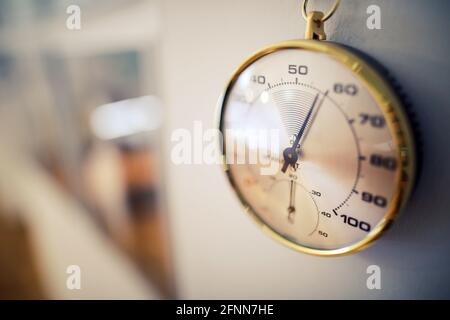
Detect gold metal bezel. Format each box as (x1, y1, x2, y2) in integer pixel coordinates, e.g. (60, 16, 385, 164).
(217, 40, 416, 256)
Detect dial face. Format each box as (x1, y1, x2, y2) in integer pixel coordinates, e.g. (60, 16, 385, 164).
(219, 41, 415, 255)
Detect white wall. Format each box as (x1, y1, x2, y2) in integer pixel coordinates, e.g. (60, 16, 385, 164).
(159, 0, 450, 299)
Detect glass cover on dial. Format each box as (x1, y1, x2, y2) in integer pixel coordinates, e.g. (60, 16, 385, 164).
(220, 46, 407, 253)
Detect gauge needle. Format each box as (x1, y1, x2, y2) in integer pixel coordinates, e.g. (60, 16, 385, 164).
(287, 180, 296, 222)
(281, 91, 327, 173)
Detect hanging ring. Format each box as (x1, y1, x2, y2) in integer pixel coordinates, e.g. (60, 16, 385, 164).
(302, 0, 341, 22)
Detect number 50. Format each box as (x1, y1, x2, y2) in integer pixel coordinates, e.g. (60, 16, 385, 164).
(288, 64, 308, 75)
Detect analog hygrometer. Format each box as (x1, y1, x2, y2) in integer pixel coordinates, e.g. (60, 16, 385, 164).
(217, 1, 416, 256)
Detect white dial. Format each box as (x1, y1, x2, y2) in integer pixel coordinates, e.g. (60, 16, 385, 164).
(219, 41, 415, 255)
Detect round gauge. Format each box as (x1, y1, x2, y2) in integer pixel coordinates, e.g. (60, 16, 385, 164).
(218, 40, 416, 256)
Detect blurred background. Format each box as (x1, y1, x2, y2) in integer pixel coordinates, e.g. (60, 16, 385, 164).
(0, 0, 450, 299)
